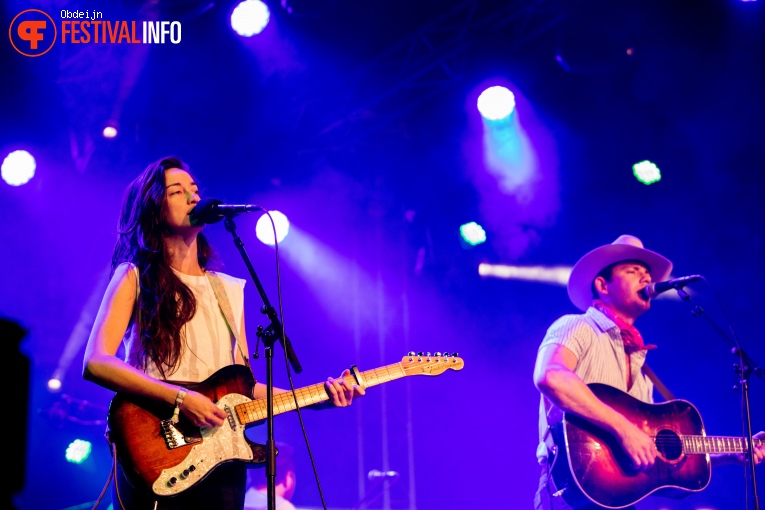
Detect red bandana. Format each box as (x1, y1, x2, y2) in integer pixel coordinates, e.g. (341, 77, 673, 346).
(592, 300, 657, 354)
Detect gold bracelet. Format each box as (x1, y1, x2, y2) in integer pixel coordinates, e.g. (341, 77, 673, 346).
(170, 387, 188, 424)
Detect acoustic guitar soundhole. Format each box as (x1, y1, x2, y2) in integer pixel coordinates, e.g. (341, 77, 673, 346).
(655, 429, 683, 460)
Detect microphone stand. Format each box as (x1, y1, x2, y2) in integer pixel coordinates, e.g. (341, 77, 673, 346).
(676, 288, 762, 510)
(222, 216, 303, 510)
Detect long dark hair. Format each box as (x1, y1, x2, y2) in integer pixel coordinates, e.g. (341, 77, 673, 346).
(112, 156, 217, 379)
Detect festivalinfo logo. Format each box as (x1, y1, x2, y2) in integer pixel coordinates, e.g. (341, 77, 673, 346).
(9, 8, 182, 57)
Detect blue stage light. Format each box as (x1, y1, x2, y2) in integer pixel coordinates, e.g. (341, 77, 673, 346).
(477, 86, 516, 121)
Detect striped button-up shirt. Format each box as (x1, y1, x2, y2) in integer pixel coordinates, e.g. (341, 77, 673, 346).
(536, 307, 654, 463)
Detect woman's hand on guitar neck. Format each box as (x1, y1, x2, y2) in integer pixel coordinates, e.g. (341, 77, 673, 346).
(615, 419, 658, 471)
(324, 369, 365, 407)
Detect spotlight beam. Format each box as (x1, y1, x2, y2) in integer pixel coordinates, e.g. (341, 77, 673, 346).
(51, 267, 111, 391)
(478, 263, 681, 300)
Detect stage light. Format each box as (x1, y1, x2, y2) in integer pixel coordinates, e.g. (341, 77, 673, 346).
(231, 0, 270, 37)
(256, 210, 290, 245)
(101, 120, 119, 139)
(47, 378, 62, 392)
(478, 263, 571, 285)
(478, 263, 681, 300)
(65, 439, 92, 464)
(459, 222, 487, 246)
(633, 160, 661, 185)
(1, 150, 36, 186)
(477, 86, 516, 121)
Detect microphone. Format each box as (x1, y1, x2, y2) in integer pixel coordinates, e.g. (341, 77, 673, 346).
(190, 198, 263, 225)
(367, 469, 400, 481)
(641, 275, 703, 299)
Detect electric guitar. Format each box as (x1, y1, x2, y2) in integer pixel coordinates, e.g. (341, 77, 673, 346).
(107, 352, 464, 497)
(548, 383, 763, 509)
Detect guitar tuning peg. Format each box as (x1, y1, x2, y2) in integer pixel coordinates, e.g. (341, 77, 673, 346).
(426, 352, 432, 357)
(434, 352, 442, 357)
(407, 351, 416, 357)
(417, 351, 424, 356)
(451, 352, 459, 358)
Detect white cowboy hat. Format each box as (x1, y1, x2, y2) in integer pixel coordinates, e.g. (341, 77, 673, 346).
(567, 235, 673, 311)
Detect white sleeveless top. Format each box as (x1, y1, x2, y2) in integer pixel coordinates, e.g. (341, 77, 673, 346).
(121, 263, 247, 382)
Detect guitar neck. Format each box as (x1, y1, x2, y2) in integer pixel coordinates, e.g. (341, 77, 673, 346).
(235, 362, 406, 425)
(682, 435, 763, 455)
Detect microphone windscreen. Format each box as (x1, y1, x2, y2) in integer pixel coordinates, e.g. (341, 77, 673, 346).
(190, 198, 223, 225)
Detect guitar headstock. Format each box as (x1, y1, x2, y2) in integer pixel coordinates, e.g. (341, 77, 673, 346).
(400, 352, 464, 376)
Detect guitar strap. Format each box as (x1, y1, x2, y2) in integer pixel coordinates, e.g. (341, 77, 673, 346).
(130, 265, 250, 368)
(206, 272, 250, 368)
(642, 363, 676, 401)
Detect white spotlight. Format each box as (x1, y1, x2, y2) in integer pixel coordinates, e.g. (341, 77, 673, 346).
(47, 378, 62, 392)
(477, 86, 516, 121)
(1, 150, 36, 186)
(256, 211, 290, 245)
(231, 0, 271, 37)
(103, 121, 118, 139)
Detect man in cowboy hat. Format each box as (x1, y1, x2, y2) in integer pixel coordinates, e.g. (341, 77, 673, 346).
(532, 235, 763, 509)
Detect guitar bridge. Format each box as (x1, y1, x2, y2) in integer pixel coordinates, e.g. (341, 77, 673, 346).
(160, 419, 202, 449)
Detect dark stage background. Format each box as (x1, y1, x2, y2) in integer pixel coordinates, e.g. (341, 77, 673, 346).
(2, 0, 764, 509)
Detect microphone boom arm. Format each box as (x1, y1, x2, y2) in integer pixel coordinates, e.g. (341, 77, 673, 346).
(222, 216, 301, 373)
(675, 287, 761, 510)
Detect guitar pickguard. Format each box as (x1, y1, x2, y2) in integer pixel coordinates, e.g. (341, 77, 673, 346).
(152, 393, 255, 496)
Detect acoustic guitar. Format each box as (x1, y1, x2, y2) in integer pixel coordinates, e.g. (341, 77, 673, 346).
(548, 383, 762, 509)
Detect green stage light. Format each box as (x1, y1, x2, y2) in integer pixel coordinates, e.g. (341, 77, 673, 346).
(460, 222, 487, 246)
(65, 439, 92, 464)
(633, 160, 661, 185)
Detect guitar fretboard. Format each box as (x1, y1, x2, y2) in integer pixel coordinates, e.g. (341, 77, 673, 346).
(234, 362, 407, 425)
(682, 435, 762, 454)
